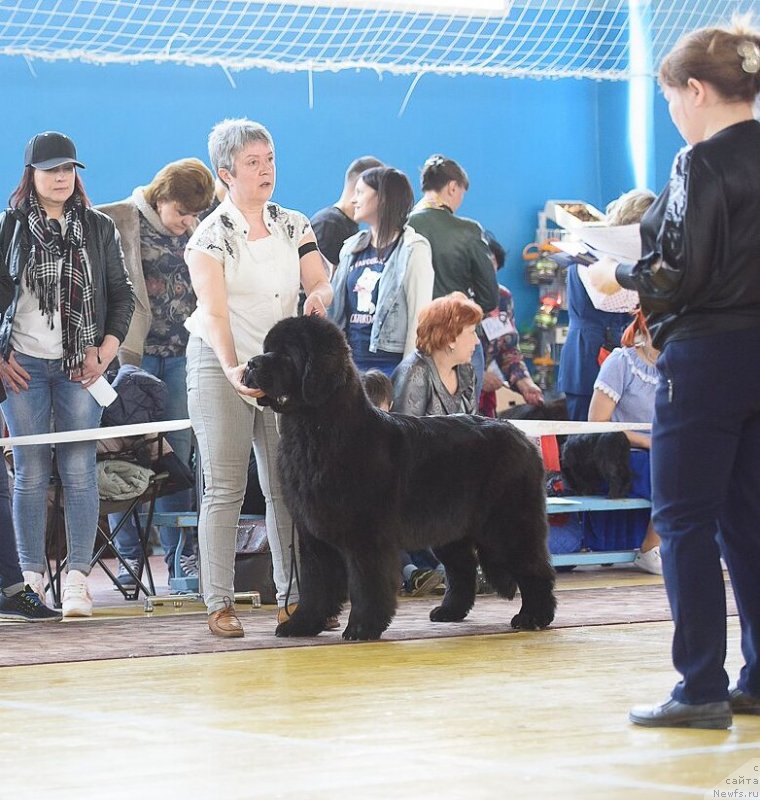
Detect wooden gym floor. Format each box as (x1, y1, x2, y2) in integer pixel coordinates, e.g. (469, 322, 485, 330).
(0, 563, 758, 799)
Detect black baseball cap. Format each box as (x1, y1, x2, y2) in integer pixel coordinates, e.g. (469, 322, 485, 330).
(24, 131, 86, 170)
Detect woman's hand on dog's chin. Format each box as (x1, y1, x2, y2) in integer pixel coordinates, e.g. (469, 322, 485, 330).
(225, 364, 264, 398)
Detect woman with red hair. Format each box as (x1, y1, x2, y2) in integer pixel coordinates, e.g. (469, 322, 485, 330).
(391, 291, 483, 595)
(391, 291, 483, 416)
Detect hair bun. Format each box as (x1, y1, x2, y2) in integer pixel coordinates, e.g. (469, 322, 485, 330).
(425, 155, 446, 168)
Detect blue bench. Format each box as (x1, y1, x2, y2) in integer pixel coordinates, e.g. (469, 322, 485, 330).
(140, 512, 264, 593)
(546, 496, 652, 567)
(144, 500, 651, 580)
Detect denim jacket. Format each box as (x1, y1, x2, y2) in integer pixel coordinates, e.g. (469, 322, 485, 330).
(329, 225, 433, 356)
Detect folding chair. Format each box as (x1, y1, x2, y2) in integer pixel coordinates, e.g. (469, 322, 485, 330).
(91, 469, 170, 600)
(44, 435, 173, 605)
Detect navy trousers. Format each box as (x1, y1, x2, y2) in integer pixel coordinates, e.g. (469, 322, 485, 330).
(652, 326, 760, 704)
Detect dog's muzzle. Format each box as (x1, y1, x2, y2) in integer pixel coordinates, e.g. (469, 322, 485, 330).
(242, 355, 289, 408)
(242, 356, 261, 389)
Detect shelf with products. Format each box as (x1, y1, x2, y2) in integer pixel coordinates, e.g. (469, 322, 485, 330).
(519, 242, 567, 396)
(518, 200, 605, 395)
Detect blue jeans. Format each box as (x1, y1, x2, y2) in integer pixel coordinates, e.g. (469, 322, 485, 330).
(0, 409, 24, 593)
(652, 327, 760, 704)
(108, 354, 194, 569)
(1, 354, 102, 574)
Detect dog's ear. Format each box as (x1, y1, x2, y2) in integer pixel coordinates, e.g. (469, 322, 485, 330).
(301, 352, 343, 406)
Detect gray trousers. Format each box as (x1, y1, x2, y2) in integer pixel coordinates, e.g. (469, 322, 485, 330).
(186, 336, 299, 614)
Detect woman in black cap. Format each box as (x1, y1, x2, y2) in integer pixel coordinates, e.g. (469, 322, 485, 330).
(0, 131, 134, 618)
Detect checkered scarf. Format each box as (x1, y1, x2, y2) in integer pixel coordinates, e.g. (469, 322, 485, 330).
(25, 190, 97, 374)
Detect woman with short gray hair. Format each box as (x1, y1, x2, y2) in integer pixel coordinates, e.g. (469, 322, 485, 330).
(185, 118, 333, 637)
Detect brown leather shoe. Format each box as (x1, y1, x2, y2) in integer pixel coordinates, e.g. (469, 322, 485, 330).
(277, 603, 298, 624)
(208, 597, 244, 638)
(325, 615, 341, 631)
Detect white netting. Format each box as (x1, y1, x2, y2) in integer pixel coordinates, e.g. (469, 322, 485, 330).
(0, 0, 749, 79)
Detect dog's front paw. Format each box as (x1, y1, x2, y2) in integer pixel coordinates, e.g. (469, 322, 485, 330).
(430, 605, 467, 622)
(342, 618, 385, 641)
(510, 606, 554, 630)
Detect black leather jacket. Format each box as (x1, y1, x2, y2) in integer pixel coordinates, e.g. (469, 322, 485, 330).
(407, 206, 498, 314)
(0, 205, 135, 364)
(616, 120, 760, 349)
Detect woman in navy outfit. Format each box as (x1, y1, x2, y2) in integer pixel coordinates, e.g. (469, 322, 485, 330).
(557, 263, 630, 421)
(557, 188, 654, 422)
(591, 18, 760, 729)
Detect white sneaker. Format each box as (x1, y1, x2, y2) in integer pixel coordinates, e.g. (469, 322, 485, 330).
(634, 546, 663, 576)
(22, 571, 46, 604)
(62, 570, 93, 618)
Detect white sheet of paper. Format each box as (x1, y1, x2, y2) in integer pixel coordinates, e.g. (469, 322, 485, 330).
(86, 376, 118, 407)
(575, 224, 642, 263)
(551, 239, 589, 258)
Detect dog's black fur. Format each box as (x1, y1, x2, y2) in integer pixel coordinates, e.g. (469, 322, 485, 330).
(498, 397, 568, 421)
(244, 315, 556, 641)
(560, 432, 632, 498)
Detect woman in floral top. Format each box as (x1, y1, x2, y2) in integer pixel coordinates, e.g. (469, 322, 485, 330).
(99, 158, 214, 587)
(478, 231, 542, 417)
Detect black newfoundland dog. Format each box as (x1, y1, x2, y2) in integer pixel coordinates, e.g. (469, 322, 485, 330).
(244, 315, 556, 641)
(561, 432, 632, 499)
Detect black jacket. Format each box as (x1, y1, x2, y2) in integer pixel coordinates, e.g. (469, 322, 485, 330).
(101, 364, 168, 427)
(0, 205, 135, 401)
(616, 120, 760, 349)
(406, 206, 498, 314)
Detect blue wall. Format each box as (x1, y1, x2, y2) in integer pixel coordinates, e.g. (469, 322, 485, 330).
(0, 56, 677, 328)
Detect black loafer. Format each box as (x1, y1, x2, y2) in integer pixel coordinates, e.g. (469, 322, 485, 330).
(729, 686, 760, 715)
(629, 698, 732, 729)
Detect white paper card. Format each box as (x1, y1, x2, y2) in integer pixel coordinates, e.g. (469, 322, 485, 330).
(481, 314, 516, 341)
(86, 376, 118, 407)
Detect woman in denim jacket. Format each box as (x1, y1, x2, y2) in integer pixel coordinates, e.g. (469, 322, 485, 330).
(329, 166, 434, 375)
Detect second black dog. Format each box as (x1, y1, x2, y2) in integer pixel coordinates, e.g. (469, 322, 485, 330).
(561, 432, 632, 498)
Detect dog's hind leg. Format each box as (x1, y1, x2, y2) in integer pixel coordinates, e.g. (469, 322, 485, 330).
(510, 572, 557, 631)
(494, 489, 557, 631)
(429, 539, 477, 622)
(276, 530, 346, 637)
(342, 542, 399, 641)
(506, 527, 557, 631)
(476, 542, 518, 600)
